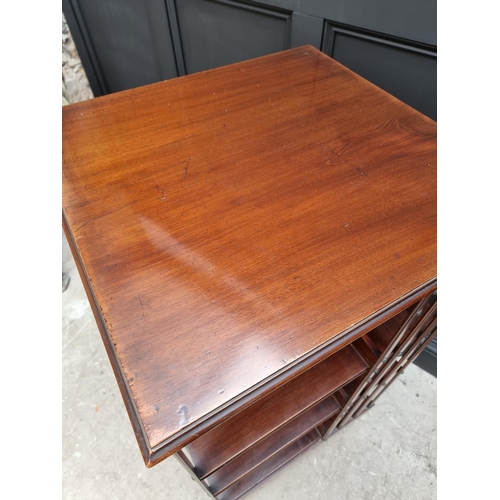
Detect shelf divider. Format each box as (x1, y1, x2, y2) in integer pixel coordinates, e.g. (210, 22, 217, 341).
(367, 309, 410, 353)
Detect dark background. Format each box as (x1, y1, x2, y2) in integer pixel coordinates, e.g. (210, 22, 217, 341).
(63, 0, 436, 120)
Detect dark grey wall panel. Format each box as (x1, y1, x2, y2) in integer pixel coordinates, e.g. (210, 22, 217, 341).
(323, 25, 436, 120)
(289, 13, 323, 50)
(414, 337, 437, 377)
(63, 0, 105, 96)
(70, 0, 178, 94)
(175, 0, 292, 74)
(253, 0, 436, 46)
(64, 0, 436, 120)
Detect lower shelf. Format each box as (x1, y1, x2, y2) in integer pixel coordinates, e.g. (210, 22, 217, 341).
(207, 396, 340, 496)
(366, 308, 411, 355)
(216, 430, 321, 500)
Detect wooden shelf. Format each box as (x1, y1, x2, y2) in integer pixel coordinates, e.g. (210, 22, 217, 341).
(367, 309, 411, 353)
(216, 430, 321, 500)
(317, 373, 367, 436)
(186, 344, 368, 479)
(207, 396, 341, 495)
(367, 293, 436, 357)
(352, 336, 381, 366)
(332, 374, 365, 408)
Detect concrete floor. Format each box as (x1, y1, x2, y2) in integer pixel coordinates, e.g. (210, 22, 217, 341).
(62, 234, 436, 500)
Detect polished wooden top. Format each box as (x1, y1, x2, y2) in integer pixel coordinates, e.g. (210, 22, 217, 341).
(62, 46, 436, 465)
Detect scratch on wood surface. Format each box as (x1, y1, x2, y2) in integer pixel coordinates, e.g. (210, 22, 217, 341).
(329, 148, 366, 175)
(75, 202, 137, 232)
(268, 97, 280, 114)
(135, 295, 151, 310)
(175, 157, 191, 180)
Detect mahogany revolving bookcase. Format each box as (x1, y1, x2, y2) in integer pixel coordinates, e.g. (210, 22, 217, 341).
(62, 46, 437, 500)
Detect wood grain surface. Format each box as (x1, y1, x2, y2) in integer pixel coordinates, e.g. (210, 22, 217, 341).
(62, 46, 436, 465)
